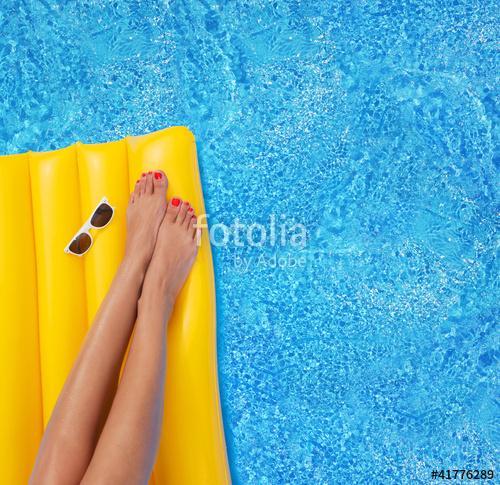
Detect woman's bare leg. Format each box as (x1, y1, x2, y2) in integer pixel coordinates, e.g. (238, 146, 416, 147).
(82, 198, 199, 484)
(30, 171, 168, 484)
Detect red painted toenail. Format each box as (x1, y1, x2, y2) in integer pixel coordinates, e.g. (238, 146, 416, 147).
(188, 207, 193, 212)
(154, 172, 162, 180)
(172, 198, 180, 207)
(141, 173, 145, 177)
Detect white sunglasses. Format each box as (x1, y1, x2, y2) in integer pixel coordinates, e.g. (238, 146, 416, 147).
(64, 197, 115, 256)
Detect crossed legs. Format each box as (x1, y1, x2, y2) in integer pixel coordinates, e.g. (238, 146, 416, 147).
(30, 171, 199, 484)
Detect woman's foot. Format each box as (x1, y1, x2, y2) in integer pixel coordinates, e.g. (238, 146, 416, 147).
(124, 170, 168, 270)
(141, 197, 200, 308)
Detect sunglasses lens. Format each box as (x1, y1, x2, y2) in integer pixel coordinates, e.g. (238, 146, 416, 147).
(91, 203, 113, 228)
(69, 233, 92, 255)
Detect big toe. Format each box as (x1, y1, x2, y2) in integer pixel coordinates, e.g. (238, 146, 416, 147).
(165, 197, 182, 222)
(153, 170, 168, 195)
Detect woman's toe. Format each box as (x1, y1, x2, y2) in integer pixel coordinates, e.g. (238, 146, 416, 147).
(166, 197, 182, 222)
(177, 201, 190, 225)
(183, 206, 194, 228)
(190, 213, 198, 239)
(130, 179, 140, 203)
(145, 172, 154, 195)
(153, 170, 168, 195)
(138, 173, 147, 195)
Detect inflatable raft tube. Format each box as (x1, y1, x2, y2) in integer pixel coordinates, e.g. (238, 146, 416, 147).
(0, 127, 230, 484)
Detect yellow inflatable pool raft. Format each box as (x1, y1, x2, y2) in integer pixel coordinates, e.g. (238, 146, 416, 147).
(0, 127, 230, 484)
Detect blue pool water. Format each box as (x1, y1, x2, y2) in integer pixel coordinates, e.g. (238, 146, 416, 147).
(1, 1, 498, 483)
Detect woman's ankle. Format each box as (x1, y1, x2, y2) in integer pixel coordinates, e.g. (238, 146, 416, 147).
(138, 278, 176, 317)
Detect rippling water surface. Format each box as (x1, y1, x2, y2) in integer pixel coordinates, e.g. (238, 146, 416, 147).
(0, 1, 498, 483)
